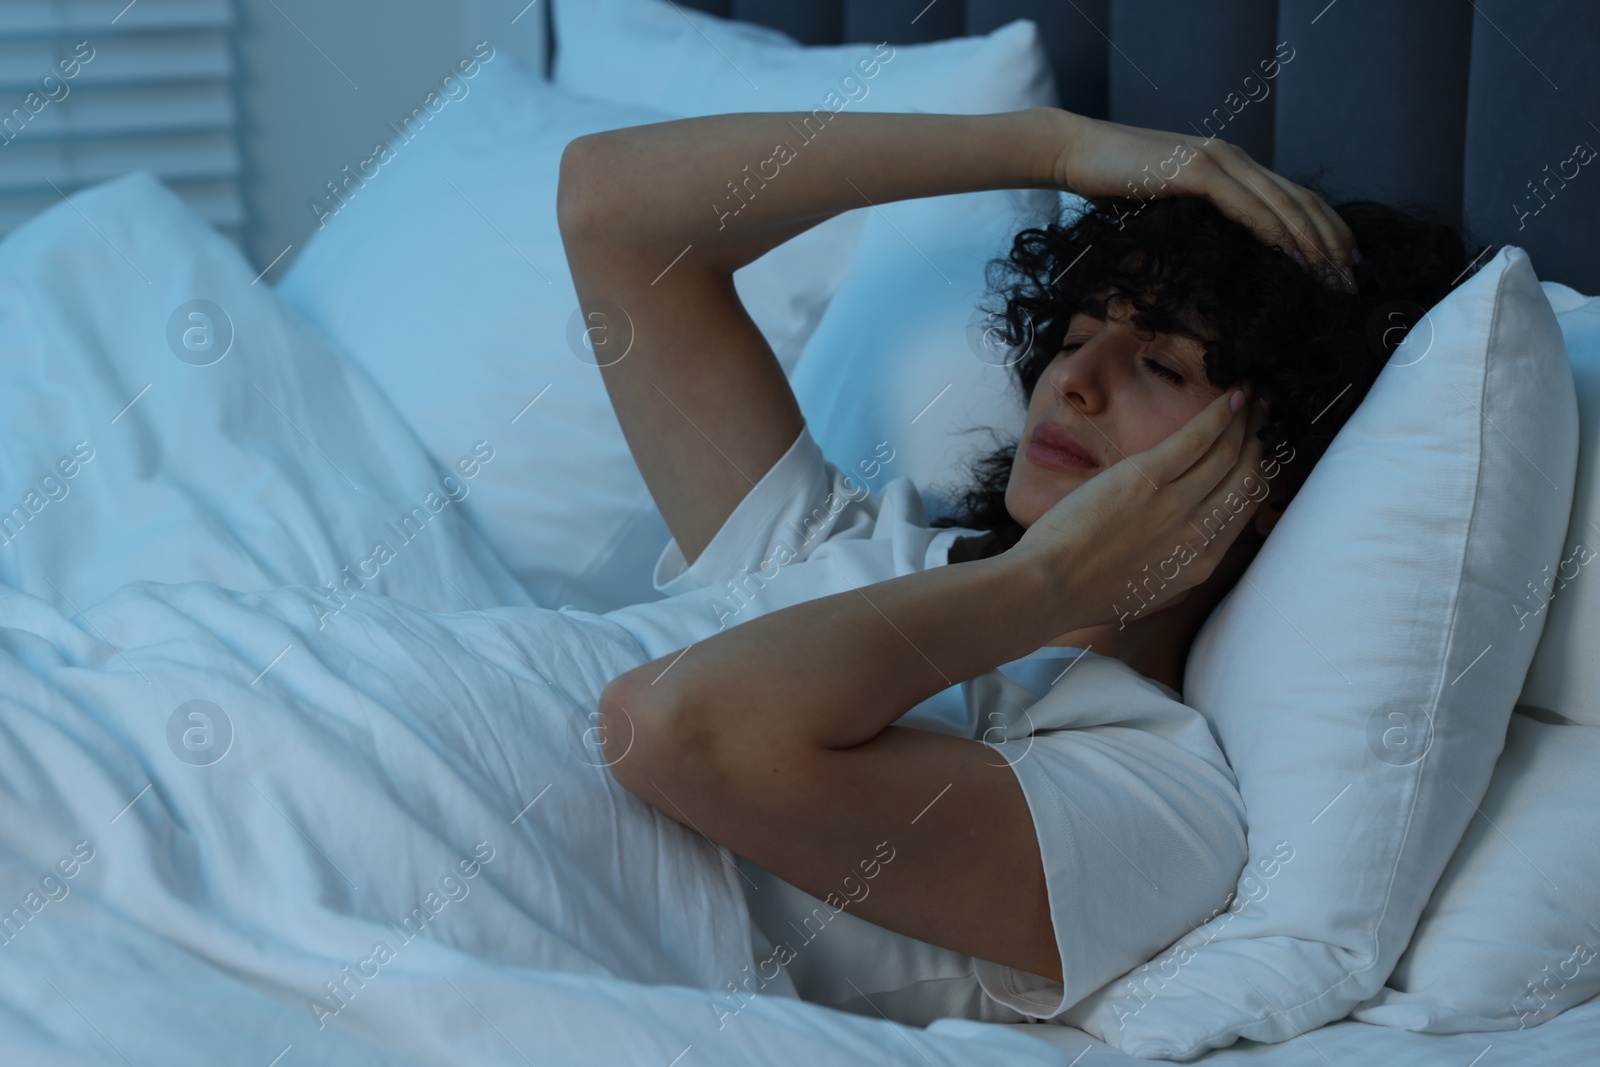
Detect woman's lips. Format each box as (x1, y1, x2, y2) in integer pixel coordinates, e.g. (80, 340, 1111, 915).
(1026, 440, 1098, 472)
(1026, 423, 1099, 471)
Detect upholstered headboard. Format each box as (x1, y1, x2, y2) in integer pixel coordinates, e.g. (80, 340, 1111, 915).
(551, 0, 1600, 293)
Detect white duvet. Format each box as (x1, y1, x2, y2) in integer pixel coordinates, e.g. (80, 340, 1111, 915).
(0, 574, 1058, 1065)
(0, 578, 736, 1055)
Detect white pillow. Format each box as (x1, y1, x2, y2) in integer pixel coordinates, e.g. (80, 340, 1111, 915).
(1060, 248, 1579, 1057)
(0, 169, 529, 616)
(1350, 712, 1600, 1032)
(277, 61, 860, 613)
(789, 188, 1063, 518)
(1516, 281, 1600, 726)
(551, 0, 1058, 118)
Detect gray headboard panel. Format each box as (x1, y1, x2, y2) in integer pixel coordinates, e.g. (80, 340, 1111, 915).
(602, 0, 1598, 292)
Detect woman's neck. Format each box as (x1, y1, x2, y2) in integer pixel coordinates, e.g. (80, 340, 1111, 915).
(1052, 525, 1266, 694)
(1042, 592, 1210, 694)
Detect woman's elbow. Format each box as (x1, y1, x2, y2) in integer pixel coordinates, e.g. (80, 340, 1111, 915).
(596, 671, 722, 795)
(556, 133, 611, 240)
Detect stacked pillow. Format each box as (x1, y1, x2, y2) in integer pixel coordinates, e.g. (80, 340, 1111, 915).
(1515, 282, 1600, 727)
(1348, 280, 1600, 1033)
(1352, 713, 1600, 1031)
(276, 0, 1059, 613)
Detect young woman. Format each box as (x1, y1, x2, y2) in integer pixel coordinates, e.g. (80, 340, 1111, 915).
(560, 107, 1471, 1024)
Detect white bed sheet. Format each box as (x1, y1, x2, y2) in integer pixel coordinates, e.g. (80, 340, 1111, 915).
(1, 172, 1596, 1066)
(1003, 996, 1600, 1064)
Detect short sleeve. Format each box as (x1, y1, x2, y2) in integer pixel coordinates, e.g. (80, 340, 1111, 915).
(608, 425, 971, 663)
(968, 656, 1249, 1020)
(652, 423, 888, 597)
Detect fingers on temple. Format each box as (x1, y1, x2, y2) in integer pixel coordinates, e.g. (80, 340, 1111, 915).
(1146, 389, 1243, 487)
(1193, 409, 1270, 543)
(1187, 394, 1255, 491)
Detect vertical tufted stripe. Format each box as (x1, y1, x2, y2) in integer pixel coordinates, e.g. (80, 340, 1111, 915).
(844, 0, 966, 44)
(969, 0, 1109, 117)
(1463, 0, 1600, 292)
(1107, 0, 1279, 162)
(1272, 0, 1470, 219)
(733, 0, 845, 44)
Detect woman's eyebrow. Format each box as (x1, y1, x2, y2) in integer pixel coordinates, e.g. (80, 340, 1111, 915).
(1069, 298, 1211, 360)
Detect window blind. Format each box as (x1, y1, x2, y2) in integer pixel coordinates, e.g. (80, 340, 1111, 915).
(0, 0, 241, 240)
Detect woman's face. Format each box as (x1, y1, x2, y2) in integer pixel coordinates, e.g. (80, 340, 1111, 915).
(1005, 295, 1237, 528)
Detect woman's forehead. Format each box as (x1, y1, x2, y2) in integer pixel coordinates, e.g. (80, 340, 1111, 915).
(1072, 289, 1215, 348)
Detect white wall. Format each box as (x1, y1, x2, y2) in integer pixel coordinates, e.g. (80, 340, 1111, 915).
(231, 0, 547, 276)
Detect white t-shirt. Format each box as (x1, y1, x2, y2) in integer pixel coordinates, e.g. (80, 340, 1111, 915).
(601, 425, 1249, 1026)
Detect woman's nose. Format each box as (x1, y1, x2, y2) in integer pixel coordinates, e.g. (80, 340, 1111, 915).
(1048, 339, 1108, 414)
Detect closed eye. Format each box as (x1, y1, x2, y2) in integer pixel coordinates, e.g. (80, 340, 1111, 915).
(1060, 339, 1188, 384)
(1144, 358, 1184, 383)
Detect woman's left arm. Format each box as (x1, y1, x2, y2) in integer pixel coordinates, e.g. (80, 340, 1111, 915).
(604, 532, 1074, 980)
(600, 389, 1265, 979)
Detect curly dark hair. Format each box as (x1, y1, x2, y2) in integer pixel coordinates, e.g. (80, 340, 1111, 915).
(930, 187, 1483, 556)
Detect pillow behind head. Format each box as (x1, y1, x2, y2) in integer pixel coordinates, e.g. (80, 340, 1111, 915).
(1060, 247, 1579, 1057)
(788, 188, 1062, 519)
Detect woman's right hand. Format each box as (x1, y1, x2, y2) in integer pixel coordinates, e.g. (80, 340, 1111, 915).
(1039, 108, 1359, 289)
(1005, 387, 1269, 631)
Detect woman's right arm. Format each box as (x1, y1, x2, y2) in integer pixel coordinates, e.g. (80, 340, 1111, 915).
(556, 107, 1355, 568)
(556, 108, 1070, 567)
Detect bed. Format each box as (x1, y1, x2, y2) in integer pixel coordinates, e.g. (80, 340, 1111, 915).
(1, 0, 1598, 1064)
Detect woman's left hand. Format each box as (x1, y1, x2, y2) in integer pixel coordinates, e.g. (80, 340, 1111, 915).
(1038, 108, 1359, 291)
